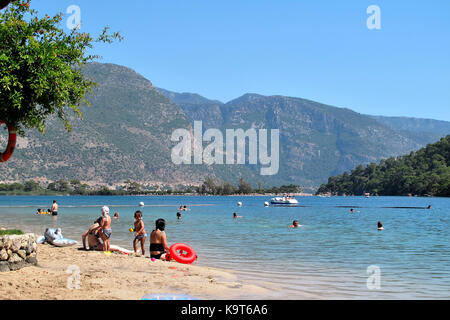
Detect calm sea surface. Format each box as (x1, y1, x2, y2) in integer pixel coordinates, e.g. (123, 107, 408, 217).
(0, 195, 449, 299)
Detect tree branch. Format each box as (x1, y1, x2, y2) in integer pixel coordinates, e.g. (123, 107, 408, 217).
(0, 0, 12, 10)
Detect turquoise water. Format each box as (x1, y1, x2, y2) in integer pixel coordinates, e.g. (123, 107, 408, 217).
(0, 195, 449, 299)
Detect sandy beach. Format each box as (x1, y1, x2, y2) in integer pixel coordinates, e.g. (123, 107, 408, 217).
(0, 243, 270, 300)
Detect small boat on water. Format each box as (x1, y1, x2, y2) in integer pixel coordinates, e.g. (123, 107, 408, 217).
(270, 196, 299, 205)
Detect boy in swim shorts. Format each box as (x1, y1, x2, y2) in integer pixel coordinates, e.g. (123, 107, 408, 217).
(133, 210, 147, 255)
(99, 206, 112, 251)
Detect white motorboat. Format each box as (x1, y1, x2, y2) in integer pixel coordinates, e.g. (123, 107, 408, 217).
(270, 196, 299, 205)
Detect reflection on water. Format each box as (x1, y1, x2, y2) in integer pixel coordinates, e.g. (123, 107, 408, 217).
(0, 195, 449, 299)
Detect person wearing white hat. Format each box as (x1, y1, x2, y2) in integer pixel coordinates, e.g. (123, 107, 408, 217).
(99, 206, 112, 251)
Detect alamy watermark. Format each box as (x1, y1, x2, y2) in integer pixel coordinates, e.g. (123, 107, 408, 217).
(366, 265, 381, 290)
(66, 5, 81, 30)
(171, 121, 280, 176)
(367, 5, 381, 30)
(66, 265, 81, 290)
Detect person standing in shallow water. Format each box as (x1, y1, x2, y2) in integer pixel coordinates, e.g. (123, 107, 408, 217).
(51, 200, 58, 216)
(51, 200, 59, 226)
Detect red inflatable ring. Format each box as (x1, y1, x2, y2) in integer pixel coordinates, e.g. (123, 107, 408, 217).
(169, 243, 197, 264)
(0, 121, 16, 163)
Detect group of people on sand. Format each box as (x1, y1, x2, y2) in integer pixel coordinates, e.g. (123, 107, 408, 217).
(82, 206, 171, 260)
(131, 213, 171, 260)
(82, 206, 112, 252)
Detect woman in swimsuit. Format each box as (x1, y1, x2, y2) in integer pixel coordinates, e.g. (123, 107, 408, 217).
(150, 218, 170, 260)
(82, 218, 103, 250)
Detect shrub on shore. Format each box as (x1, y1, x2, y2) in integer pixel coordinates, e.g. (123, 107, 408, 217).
(0, 229, 24, 236)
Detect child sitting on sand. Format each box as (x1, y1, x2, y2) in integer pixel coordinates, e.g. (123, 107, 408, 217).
(133, 210, 147, 255)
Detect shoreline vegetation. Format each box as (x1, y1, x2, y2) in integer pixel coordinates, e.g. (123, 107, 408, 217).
(316, 136, 450, 197)
(0, 229, 24, 236)
(0, 178, 305, 197)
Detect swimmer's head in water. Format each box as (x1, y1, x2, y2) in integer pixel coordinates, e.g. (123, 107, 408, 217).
(378, 221, 383, 228)
(156, 218, 166, 231)
(134, 210, 142, 219)
(293, 220, 299, 226)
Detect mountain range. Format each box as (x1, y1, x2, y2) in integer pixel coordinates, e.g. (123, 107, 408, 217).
(1, 62, 449, 192)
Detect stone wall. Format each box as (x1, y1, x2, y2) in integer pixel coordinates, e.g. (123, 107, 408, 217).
(0, 234, 37, 272)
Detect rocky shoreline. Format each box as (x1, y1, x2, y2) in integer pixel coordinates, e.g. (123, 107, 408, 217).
(0, 234, 38, 272)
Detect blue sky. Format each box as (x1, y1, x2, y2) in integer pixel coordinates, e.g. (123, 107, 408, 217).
(33, 0, 450, 121)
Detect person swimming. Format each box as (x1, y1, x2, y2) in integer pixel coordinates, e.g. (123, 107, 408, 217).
(378, 221, 384, 230)
(176, 212, 182, 220)
(290, 220, 300, 228)
(150, 219, 170, 260)
(350, 208, 354, 214)
(233, 212, 242, 219)
(113, 212, 119, 220)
